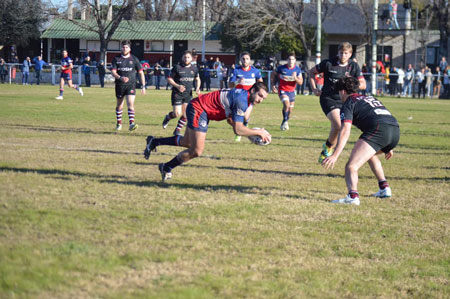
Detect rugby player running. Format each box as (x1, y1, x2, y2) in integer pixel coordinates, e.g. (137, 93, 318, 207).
(111, 41, 146, 131)
(322, 77, 400, 205)
(144, 82, 272, 182)
(55, 49, 83, 100)
(270, 53, 303, 131)
(309, 42, 366, 163)
(161, 50, 201, 136)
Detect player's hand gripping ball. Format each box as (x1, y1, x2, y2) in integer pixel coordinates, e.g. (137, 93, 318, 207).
(248, 128, 271, 146)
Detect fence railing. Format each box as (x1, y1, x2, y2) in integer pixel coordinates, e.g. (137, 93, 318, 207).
(1, 63, 448, 98)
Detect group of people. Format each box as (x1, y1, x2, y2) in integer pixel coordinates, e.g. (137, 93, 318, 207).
(363, 56, 450, 99)
(22, 41, 400, 205)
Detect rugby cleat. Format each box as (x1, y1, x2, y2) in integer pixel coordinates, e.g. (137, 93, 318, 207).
(78, 87, 84, 96)
(115, 123, 122, 131)
(234, 135, 241, 142)
(373, 187, 392, 198)
(159, 163, 172, 182)
(280, 121, 289, 131)
(129, 122, 138, 131)
(55, 96, 63, 100)
(143, 136, 156, 160)
(332, 194, 360, 206)
(318, 142, 334, 163)
(162, 114, 171, 129)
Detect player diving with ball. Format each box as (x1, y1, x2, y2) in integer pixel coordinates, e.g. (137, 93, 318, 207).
(144, 82, 271, 182)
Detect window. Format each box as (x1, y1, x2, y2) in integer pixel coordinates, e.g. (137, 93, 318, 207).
(107, 41, 120, 51)
(151, 41, 164, 52)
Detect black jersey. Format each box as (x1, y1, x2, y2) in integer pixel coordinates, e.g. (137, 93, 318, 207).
(111, 54, 143, 86)
(316, 57, 363, 97)
(169, 63, 199, 94)
(341, 94, 399, 132)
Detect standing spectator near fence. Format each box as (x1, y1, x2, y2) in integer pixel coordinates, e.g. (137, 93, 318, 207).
(33, 56, 47, 85)
(83, 56, 92, 87)
(22, 57, 32, 85)
(10, 55, 18, 81)
(416, 67, 426, 99)
(0, 58, 7, 83)
(389, 66, 398, 96)
(439, 57, 448, 73)
(222, 64, 229, 89)
(425, 67, 432, 98)
(433, 66, 442, 98)
(154, 63, 162, 90)
(443, 66, 450, 99)
(164, 63, 170, 90)
(97, 59, 106, 88)
(396, 67, 405, 97)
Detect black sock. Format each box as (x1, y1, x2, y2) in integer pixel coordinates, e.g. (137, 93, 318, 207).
(155, 135, 182, 147)
(378, 180, 389, 189)
(326, 139, 333, 148)
(164, 155, 183, 172)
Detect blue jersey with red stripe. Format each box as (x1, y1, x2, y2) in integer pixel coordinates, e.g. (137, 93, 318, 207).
(276, 64, 301, 92)
(229, 66, 261, 90)
(193, 88, 250, 122)
(61, 56, 73, 74)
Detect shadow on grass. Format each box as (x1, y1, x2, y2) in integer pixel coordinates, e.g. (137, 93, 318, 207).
(0, 166, 127, 180)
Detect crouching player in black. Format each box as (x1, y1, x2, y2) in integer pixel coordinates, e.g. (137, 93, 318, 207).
(322, 77, 400, 205)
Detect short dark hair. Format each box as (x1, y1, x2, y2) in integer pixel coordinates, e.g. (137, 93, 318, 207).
(250, 81, 268, 93)
(183, 50, 192, 56)
(122, 41, 131, 47)
(240, 51, 251, 58)
(336, 77, 359, 94)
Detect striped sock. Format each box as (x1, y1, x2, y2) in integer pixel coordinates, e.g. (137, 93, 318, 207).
(176, 116, 187, 131)
(59, 89, 64, 96)
(378, 180, 389, 189)
(116, 109, 123, 124)
(128, 109, 135, 124)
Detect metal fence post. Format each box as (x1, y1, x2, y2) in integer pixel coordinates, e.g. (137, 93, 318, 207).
(51, 65, 55, 85)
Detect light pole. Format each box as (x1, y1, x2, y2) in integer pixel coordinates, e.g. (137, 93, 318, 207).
(371, 0, 378, 95)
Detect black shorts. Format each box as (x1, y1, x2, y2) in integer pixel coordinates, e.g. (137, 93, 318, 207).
(115, 84, 136, 98)
(171, 91, 192, 106)
(360, 123, 400, 153)
(320, 94, 342, 116)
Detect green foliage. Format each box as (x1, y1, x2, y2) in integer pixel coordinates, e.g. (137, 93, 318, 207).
(0, 85, 449, 297)
(0, 0, 46, 47)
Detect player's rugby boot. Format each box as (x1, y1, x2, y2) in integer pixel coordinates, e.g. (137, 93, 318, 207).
(55, 96, 63, 100)
(373, 187, 392, 198)
(234, 135, 241, 142)
(280, 120, 289, 131)
(78, 87, 84, 96)
(318, 142, 334, 163)
(115, 123, 122, 131)
(162, 114, 171, 129)
(129, 122, 138, 131)
(332, 194, 360, 206)
(159, 163, 172, 182)
(144, 136, 156, 160)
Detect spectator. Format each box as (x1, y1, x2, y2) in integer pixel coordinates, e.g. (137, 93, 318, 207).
(443, 66, 450, 99)
(439, 57, 448, 72)
(22, 57, 32, 85)
(396, 67, 405, 97)
(433, 66, 442, 98)
(388, 0, 400, 30)
(403, 64, 414, 97)
(97, 59, 106, 88)
(362, 63, 371, 95)
(0, 58, 7, 83)
(10, 54, 18, 81)
(384, 65, 390, 95)
(141, 61, 150, 87)
(222, 64, 229, 88)
(164, 63, 171, 90)
(389, 66, 398, 96)
(32, 56, 47, 85)
(83, 56, 92, 87)
(198, 60, 206, 91)
(425, 66, 433, 98)
(214, 57, 223, 88)
(416, 67, 426, 99)
(204, 61, 211, 91)
(150, 63, 159, 89)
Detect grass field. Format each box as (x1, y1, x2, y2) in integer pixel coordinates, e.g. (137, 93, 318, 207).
(0, 84, 449, 298)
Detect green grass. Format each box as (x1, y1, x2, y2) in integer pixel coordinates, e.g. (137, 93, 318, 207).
(0, 84, 449, 298)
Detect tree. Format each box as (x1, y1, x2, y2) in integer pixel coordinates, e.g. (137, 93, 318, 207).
(141, 0, 180, 20)
(67, 0, 138, 67)
(430, 0, 450, 59)
(223, 0, 331, 64)
(0, 0, 47, 49)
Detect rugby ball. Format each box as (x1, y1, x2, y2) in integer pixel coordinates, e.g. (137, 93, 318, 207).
(248, 128, 271, 146)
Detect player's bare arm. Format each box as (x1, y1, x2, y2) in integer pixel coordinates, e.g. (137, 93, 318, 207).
(322, 122, 352, 169)
(139, 70, 146, 95)
(233, 121, 271, 143)
(195, 76, 201, 94)
(294, 71, 303, 85)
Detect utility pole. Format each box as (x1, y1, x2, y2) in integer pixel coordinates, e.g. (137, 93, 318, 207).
(316, 0, 321, 64)
(371, 0, 378, 95)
